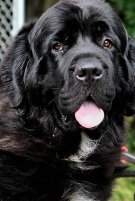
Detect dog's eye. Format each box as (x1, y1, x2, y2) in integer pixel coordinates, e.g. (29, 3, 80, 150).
(52, 42, 63, 52)
(103, 39, 113, 49)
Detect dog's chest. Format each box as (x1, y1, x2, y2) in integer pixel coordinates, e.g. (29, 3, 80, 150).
(68, 132, 99, 161)
(69, 191, 96, 201)
(61, 132, 99, 201)
(65, 132, 99, 170)
(62, 187, 96, 201)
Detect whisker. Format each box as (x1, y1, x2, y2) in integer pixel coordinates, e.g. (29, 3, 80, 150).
(47, 97, 57, 107)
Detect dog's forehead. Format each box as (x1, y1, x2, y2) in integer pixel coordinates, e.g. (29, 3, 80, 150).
(37, 0, 114, 24)
(58, 0, 113, 18)
(35, 0, 114, 34)
(31, 0, 127, 52)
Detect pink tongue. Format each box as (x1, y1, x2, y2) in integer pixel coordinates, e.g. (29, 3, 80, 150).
(75, 101, 104, 129)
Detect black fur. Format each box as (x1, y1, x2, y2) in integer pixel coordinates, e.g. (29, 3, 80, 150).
(0, 0, 135, 200)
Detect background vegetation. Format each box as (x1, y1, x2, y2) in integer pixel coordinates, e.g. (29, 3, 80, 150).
(107, 0, 135, 38)
(25, 0, 135, 200)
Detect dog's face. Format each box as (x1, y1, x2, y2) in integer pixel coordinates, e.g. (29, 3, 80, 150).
(1, 0, 135, 133)
(31, 0, 123, 115)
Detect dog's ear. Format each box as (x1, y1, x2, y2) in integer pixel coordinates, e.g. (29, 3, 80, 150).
(0, 21, 36, 108)
(121, 38, 135, 116)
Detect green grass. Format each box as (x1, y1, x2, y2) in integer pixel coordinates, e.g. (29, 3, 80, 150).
(110, 178, 135, 201)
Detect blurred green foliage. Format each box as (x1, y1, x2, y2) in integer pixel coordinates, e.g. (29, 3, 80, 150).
(110, 178, 135, 201)
(126, 117, 135, 153)
(107, 0, 135, 38)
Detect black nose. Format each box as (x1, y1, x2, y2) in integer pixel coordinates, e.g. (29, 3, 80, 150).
(75, 65, 103, 81)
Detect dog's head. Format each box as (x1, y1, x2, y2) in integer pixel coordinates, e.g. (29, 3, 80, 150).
(1, 0, 135, 133)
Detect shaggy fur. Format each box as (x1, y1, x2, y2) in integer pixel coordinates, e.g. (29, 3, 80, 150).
(0, 0, 135, 200)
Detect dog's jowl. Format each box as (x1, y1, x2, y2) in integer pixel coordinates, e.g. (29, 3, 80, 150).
(0, 0, 135, 200)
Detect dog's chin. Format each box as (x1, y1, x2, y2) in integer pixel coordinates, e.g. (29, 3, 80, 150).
(86, 125, 99, 131)
(57, 97, 105, 134)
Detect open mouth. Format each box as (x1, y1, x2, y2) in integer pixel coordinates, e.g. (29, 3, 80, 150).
(75, 98, 105, 129)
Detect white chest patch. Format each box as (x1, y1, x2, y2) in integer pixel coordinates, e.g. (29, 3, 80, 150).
(68, 132, 99, 163)
(70, 191, 96, 201)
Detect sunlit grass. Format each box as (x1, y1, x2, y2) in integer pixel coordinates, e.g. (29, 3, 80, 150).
(110, 178, 135, 201)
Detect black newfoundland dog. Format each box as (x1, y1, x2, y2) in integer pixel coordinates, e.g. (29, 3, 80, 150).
(0, 0, 135, 200)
